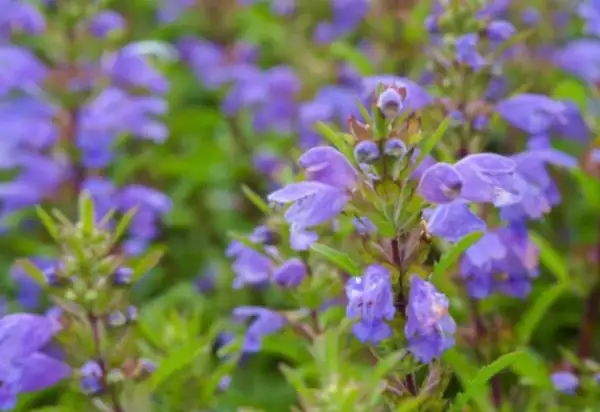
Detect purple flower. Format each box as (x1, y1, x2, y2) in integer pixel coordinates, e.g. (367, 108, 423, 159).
(456, 34, 485, 71)
(290, 226, 318, 251)
(80, 87, 168, 145)
(0, 314, 70, 409)
(297, 100, 334, 148)
(0, 1, 45, 40)
(82, 177, 116, 223)
(461, 222, 539, 298)
(405, 276, 456, 363)
(500, 149, 577, 221)
(89, 10, 125, 38)
(521, 7, 541, 26)
(555, 39, 600, 85)
(118, 185, 171, 254)
(227, 241, 273, 288)
(423, 202, 486, 242)
(486, 20, 515, 42)
(0, 46, 47, 95)
(496, 94, 590, 141)
(103, 44, 168, 94)
(232, 307, 285, 352)
(345, 265, 395, 343)
(579, 0, 600, 37)
(551, 371, 579, 395)
(273, 258, 306, 288)
(268, 146, 358, 229)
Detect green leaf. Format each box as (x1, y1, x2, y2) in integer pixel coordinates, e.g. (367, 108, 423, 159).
(315, 122, 353, 160)
(329, 42, 374, 75)
(150, 342, 205, 390)
(509, 350, 552, 389)
(516, 282, 568, 345)
(569, 168, 600, 208)
(35, 206, 59, 240)
(431, 231, 483, 283)
(552, 78, 590, 112)
(310, 243, 361, 276)
(529, 232, 569, 282)
(114, 206, 138, 242)
(414, 117, 450, 169)
(241, 185, 271, 215)
(395, 396, 427, 412)
(78, 190, 95, 236)
(451, 351, 530, 411)
(443, 348, 493, 412)
(132, 249, 164, 281)
(16, 259, 46, 287)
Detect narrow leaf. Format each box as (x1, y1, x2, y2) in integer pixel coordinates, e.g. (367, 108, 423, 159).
(516, 282, 567, 345)
(509, 350, 552, 388)
(241, 185, 271, 214)
(150, 342, 204, 390)
(451, 351, 527, 411)
(443, 348, 493, 412)
(414, 117, 450, 169)
(114, 206, 138, 242)
(78, 190, 95, 236)
(132, 249, 164, 281)
(431, 231, 483, 283)
(529, 232, 569, 282)
(16, 259, 47, 287)
(310, 243, 361, 276)
(35, 206, 60, 240)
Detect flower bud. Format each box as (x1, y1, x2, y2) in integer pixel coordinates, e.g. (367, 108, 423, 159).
(377, 87, 405, 118)
(249, 225, 279, 245)
(126, 305, 138, 323)
(384, 138, 407, 157)
(107, 311, 127, 328)
(273, 258, 307, 289)
(79, 361, 104, 396)
(354, 140, 380, 164)
(486, 20, 516, 42)
(113, 267, 133, 286)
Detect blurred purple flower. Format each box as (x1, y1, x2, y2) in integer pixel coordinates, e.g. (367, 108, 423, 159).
(579, 0, 600, 37)
(551, 371, 579, 395)
(290, 226, 318, 251)
(0, 46, 47, 95)
(0, 314, 71, 409)
(232, 306, 285, 352)
(461, 221, 539, 299)
(500, 149, 577, 221)
(273, 258, 306, 288)
(227, 241, 273, 288)
(521, 7, 541, 26)
(405, 276, 456, 363)
(268, 146, 358, 229)
(89, 10, 125, 38)
(0, 0, 45, 40)
(103, 44, 168, 94)
(353, 216, 376, 236)
(157, 0, 195, 23)
(118, 185, 171, 254)
(456, 34, 485, 71)
(346, 265, 395, 343)
(486, 20, 515, 42)
(555, 39, 600, 85)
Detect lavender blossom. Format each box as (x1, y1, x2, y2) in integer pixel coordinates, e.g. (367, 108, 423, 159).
(551, 371, 579, 395)
(461, 222, 539, 299)
(273, 258, 307, 289)
(345, 265, 395, 343)
(579, 0, 600, 37)
(405, 276, 456, 363)
(455, 34, 485, 71)
(227, 241, 274, 288)
(232, 307, 285, 352)
(268, 146, 358, 229)
(0, 314, 71, 409)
